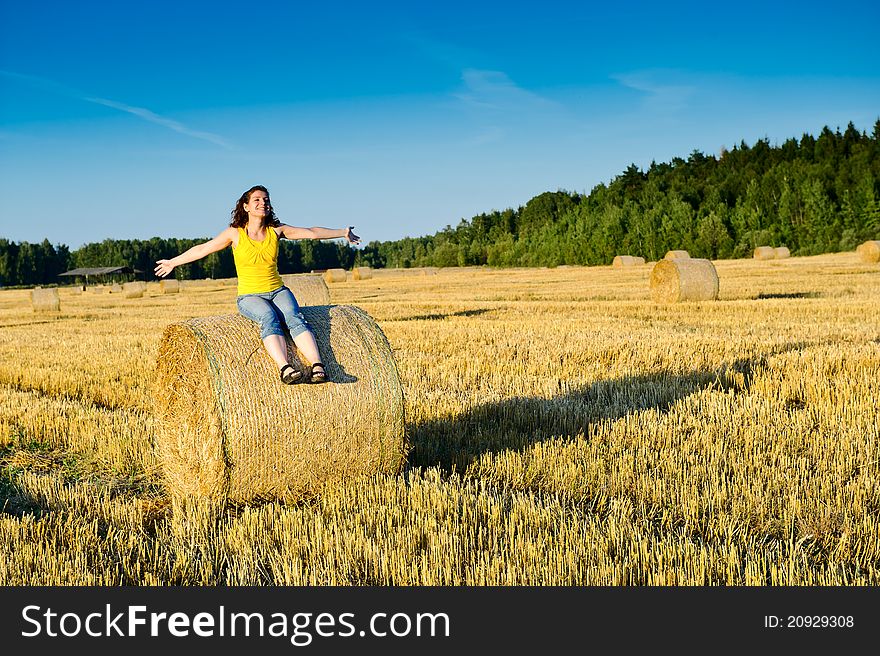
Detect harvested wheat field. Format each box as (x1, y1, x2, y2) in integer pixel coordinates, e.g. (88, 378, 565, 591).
(1, 252, 879, 585)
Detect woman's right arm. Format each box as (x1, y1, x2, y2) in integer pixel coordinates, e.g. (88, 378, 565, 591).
(154, 227, 236, 278)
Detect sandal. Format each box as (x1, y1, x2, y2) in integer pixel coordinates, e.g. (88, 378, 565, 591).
(309, 362, 327, 384)
(280, 364, 303, 385)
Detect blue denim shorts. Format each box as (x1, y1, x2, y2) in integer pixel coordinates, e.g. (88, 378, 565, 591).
(236, 285, 311, 340)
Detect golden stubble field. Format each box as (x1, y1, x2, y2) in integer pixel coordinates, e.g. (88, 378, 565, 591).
(0, 253, 878, 585)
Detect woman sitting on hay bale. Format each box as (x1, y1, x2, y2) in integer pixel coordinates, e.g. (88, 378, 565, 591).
(154, 185, 360, 385)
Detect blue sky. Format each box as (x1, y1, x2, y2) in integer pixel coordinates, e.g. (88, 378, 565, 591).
(1, 0, 878, 249)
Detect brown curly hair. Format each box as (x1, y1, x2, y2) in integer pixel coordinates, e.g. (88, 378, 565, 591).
(229, 185, 281, 229)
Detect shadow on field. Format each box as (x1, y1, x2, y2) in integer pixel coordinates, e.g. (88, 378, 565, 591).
(396, 308, 492, 322)
(406, 355, 770, 473)
(0, 477, 44, 519)
(755, 292, 820, 300)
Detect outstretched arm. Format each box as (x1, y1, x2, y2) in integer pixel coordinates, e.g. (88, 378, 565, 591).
(278, 225, 361, 245)
(154, 227, 236, 278)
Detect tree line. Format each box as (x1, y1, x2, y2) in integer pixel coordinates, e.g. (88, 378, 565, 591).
(359, 120, 880, 268)
(2, 120, 878, 287)
(0, 236, 357, 287)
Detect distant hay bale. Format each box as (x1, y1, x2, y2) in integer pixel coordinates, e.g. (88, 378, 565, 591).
(650, 258, 719, 303)
(612, 255, 646, 267)
(421, 267, 438, 276)
(154, 305, 406, 504)
(352, 266, 373, 280)
(31, 287, 60, 313)
(323, 268, 347, 283)
(108, 283, 123, 293)
(281, 273, 331, 306)
(774, 246, 791, 259)
(753, 246, 776, 260)
(664, 250, 691, 260)
(180, 279, 213, 290)
(857, 240, 880, 263)
(123, 281, 146, 298)
(160, 279, 180, 294)
(89, 285, 106, 294)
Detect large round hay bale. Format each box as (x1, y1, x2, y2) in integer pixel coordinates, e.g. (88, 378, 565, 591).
(650, 258, 719, 303)
(123, 281, 146, 298)
(352, 266, 373, 280)
(664, 250, 691, 260)
(154, 305, 406, 504)
(108, 283, 123, 293)
(31, 287, 60, 312)
(160, 279, 180, 294)
(753, 246, 776, 260)
(612, 255, 646, 267)
(774, 246, 791, 259)
(281, 273, 331, 306)
(857, 240, 880, 263)
(323, 268, 347, 283)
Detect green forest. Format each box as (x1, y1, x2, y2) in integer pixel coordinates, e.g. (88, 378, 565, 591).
(0, 237, 357, 287)
(359, 121, 880, 268)
(2, 121, 879, 287)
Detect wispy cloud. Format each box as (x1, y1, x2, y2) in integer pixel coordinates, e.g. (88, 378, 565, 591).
(455, 69, 557, 111)
(0, 70, 232, 148)
(449, 69, 572, 147)
(83, 96, 231, 148)
(612, 70, 696, 113)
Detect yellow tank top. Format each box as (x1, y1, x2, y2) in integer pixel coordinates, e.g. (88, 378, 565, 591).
(232, 226, 283, 295)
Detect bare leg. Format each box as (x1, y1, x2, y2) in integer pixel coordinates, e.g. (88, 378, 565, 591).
(292, 330, 322, 366)
(262, 334, 290, 369)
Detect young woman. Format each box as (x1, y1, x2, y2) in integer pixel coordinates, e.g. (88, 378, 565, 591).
(154, 185, 360, 384)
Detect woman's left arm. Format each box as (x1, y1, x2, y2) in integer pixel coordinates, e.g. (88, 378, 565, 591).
(278, 225, 360, 245)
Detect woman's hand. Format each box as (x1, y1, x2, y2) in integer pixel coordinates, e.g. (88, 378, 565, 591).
(154, 259, 176, 278)
(344, 226, 361, 245)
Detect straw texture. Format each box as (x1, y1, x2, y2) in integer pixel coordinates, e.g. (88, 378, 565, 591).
(650, 258, 719, 303)
(123, 281, 146, 298)
(352, 266, 373, 280)
(753, 246, 776, 260)
(612, 255, 646, 267)
(160, 279, 180, 294)
(280, 274, 331, 306)
(664, 250, 691, 260)
(857, 240, 880, 263)
(323, 268, 347, 283)
(774, 246, 791, 259)
(154, 305, 407, 504)
(30, 287, 60, 312)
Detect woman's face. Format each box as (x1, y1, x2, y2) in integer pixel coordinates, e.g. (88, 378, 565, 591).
(244, 190, 270, 218)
